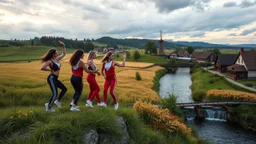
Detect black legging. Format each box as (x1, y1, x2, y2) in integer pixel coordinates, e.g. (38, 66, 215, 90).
(47, 74, 67, 107)
(70, 75, 83, 105)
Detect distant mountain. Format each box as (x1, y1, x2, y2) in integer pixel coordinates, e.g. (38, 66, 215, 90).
(95, 37, 182, 49)
(171, 41, 256, 49)
(171, 41, 228, 48)
(228, 44, 256, 48)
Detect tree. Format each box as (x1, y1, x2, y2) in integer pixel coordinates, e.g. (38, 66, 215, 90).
(186, 46, 194, 54)
(133, 50, 141, 61)
(84, 42, 94, 52)
(145, 41, 157, 55)
(126, 51, 131, 59)
(209, 48, 221, 55)
(31, 40, 34, 46)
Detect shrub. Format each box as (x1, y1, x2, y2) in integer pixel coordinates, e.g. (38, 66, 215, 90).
(208, 79, 215, 84)
(231, 105, 256, 131)
(161, 95, 184, 117)
(192, 90, 205, 101)
(244, 82, 253, 87)
(133, 50, 141, 61)
(116, 53, 120, 58)
(135, 72, 142, 81)
(125, 51, 131, 59)
(152, 69, 167, 92)
(133, 101, 192, 136)
(206, 89, 256, 101)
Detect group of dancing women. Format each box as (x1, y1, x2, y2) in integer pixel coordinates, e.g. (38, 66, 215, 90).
(40, 40, 126, 112)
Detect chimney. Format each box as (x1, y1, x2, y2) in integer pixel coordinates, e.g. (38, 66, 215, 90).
(240, 47, 244, 53)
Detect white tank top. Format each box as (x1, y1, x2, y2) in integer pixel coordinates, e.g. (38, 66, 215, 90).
(105, 61, 112, 71)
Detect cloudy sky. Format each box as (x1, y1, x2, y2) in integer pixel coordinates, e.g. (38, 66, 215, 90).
(0, 0, 256, 44)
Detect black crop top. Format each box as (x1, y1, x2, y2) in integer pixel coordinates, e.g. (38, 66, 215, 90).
(50, 60, 61, 72)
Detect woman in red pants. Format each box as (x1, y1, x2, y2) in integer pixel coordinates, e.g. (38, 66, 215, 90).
(100, 51, 126, 110)
(85, 51, 103, 108)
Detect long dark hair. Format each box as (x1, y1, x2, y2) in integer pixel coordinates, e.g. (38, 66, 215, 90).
(40, 48, 56, 62)
(102, 51, 113, 63)
(69, 49, 84, 66)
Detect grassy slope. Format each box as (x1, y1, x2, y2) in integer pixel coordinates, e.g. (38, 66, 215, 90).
(0, 46, 75, 61)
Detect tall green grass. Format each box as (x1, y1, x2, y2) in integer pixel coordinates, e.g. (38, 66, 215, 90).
(0, 106, 189, 144)
(0, 46, 74, 61)
(191, 66, 253, 101)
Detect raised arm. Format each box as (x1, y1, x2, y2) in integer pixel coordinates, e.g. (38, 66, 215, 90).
(81, 60, 98, 73)
(57, 40, 66, 61)
(114, 52, 126, 67)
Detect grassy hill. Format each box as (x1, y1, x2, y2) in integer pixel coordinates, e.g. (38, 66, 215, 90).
(95, 36, 182, 49)
(0, 46, 75, 62)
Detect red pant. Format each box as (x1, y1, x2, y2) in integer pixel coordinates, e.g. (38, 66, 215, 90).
(87, 74, 100, 103)
(103, 76, 117, 104)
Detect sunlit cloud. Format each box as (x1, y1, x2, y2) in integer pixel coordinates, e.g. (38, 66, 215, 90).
(0, 0, 256, 44)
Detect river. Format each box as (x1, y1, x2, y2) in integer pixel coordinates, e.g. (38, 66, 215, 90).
(159, 68, 256, 144)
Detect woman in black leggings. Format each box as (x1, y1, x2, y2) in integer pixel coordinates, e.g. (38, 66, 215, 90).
(69, 49, 97, 111)
(40, 40, 67, 112)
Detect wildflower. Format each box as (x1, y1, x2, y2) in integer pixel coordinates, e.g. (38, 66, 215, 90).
(10, 116, 13, 119)
(18, 110, 21, 113)
(18, 115, 21, 118)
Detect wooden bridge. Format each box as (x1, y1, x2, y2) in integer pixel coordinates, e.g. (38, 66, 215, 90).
(156, 63, 195, 68)
(176, 101, 256, 107)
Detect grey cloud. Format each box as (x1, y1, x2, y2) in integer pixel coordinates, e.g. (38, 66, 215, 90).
(240, 28, 256, 35)
(239, 0, 256, 8)
(21, 22, 70, 35)
(223, 2, 237, 7)
(150, 0, 211, 13)
(61, 0, 105, 13)
(0, 0, 12, 4)
(189, 31, 205, 37)
(227, 33, 238, 36)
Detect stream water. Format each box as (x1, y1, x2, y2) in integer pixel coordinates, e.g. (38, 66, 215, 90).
(159, 68, 256, 144)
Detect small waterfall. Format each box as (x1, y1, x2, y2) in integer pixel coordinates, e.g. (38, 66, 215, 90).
(184, 107, 196, 120)
(204, 108, 227, 122)
(184, 107, 227, 121)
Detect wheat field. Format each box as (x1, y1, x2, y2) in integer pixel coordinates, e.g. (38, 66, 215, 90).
(0, 54, 163, 107)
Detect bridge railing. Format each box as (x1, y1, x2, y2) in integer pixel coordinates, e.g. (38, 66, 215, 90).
(176, 101, 256, 107)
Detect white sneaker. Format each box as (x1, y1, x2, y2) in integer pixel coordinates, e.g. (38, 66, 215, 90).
(45, 103, 55, 112)
(70, 107, 80, 111)
(45, 103, 48, 111)
(114, 103, 119, 110)
(70, 102, 80, 109)
(54, 100, 61, 108)
(98, 102, 107, 107)
(86, 100, 94, 108)
(70, 101, 74, 106)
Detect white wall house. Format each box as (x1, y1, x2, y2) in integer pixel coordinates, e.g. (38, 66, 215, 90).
(235, 48, 256, 79)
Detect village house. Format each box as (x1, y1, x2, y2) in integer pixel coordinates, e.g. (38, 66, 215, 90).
(227, 48, 256, 80)
(177, 49, 190, 57)
(190, 51, 216, 63)
(93, 47, 102, 53)
(168, 52, 178, 58)
(215, 54, 237, 73)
